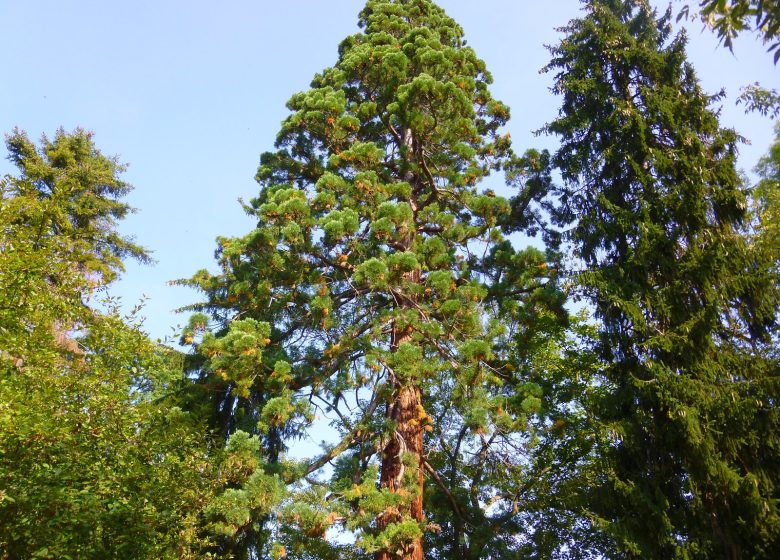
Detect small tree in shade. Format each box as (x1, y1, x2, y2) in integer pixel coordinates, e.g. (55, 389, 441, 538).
(180, 1, 563, 558)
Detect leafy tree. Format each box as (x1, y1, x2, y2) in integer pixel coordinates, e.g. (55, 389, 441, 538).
(679, 0, 780, 57)
(754, 122, 780, 265)
(736, 84, 780, 119)
(543, 1, 780, 557)
(0, 129, 218, 559)
(180, 1, 564, 558)
(676, 0, 780, 117)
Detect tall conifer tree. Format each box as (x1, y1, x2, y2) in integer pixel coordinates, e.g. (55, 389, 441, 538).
(181, 1, 562, 557)
(543, 1, 780, 557)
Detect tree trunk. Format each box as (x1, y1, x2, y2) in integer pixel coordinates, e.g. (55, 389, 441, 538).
(376, 233, 424, 559)
(376, 381, 424, 560)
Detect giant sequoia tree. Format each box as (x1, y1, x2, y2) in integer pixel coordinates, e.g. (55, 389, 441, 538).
(181, 1, 562, 558)
(545, 1, 780, 557)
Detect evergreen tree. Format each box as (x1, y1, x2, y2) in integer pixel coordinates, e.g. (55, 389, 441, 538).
(543, 1, 780, 557)
(0, 129, 218, 558)
(3, 128, 150, 283)
(181, 1, 563, 558)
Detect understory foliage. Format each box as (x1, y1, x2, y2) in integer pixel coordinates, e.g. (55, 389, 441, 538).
(545, 1, 780, 558)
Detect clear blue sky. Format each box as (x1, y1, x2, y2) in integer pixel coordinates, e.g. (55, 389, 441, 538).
(1, 0, 778, 341)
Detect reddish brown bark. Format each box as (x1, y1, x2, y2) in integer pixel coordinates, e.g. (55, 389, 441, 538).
(375, 124, 426, 560)
(376, 267, 424, 560)
(377, 384, 424, 560)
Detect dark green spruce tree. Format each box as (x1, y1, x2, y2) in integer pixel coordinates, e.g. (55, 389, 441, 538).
(543, 1, 780, 557)
(179, 1, 564, 558)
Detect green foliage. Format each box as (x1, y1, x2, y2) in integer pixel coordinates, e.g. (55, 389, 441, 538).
(0, 312, 218, 559)
(754, 122, 780, 264)
(677, 1, 780, 115)
(0, 129, 220, 559)
(2, 128, 150, 283)
(545, 1, 780, 557)
(737, 83, 780, 118)
(205, 431, 287, 538)
(679, 0, 780, 60)
(179, 1, 567, 557)
(6, 4, 777, 559)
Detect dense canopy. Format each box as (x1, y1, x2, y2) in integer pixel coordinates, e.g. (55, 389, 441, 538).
(1, 1, 777, 559)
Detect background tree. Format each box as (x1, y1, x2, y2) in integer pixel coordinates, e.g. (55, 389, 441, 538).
(3, 128, 150, 282)
(180, 1, 564, 558)
(679, 0, 780, 57)
(677, 0, 780, 117)
(543, 0, 780, 557)
(754, 122, 780, 270)
(0, 129, 218, 559)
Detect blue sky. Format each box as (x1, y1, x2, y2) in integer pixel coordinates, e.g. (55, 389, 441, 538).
(1, 0, 778, 341)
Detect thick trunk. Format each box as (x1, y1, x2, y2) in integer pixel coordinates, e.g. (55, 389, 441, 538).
(375, 126, 424, 560)
(377, 382, 424, 560)
(704, 491, 741, 560)
(376, 254, 424, 558)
